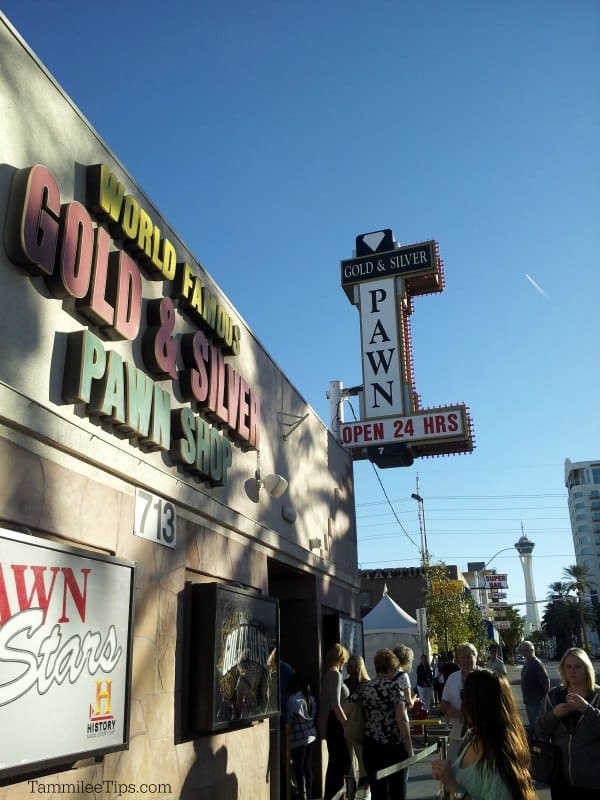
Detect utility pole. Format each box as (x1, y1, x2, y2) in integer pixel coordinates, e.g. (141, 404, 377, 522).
(411, 476, 430, 570)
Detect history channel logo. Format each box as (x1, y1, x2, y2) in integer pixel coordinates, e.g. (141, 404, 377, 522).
(86, 680, 117, 738)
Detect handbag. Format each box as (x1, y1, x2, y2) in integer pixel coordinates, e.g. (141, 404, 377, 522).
(344, 686, 365, 745)
(529, 737, 561, 784)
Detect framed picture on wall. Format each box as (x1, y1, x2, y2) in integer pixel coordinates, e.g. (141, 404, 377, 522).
(185, 582, 280, 732)
(0, 528, 135, 780)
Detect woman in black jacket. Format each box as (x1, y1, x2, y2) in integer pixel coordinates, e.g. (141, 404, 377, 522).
(534, 647, 600, 799)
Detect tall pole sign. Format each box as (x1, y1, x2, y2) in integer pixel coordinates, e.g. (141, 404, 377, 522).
(338, 229, 473, 467)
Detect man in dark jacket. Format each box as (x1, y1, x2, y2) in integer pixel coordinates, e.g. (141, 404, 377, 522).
(520, 640, 549, 727)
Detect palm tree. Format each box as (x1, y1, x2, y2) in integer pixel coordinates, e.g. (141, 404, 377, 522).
(562, 564, 596, 650)
(542, 596, 580, 656)
(547, 580, 570, 600)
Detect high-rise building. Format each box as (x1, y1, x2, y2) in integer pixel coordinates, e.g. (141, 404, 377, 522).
(564, 458, 600, 602)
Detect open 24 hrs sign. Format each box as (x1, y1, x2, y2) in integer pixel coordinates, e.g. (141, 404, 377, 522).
(340, 406, 467, 448)
(134, 488, 176, 548)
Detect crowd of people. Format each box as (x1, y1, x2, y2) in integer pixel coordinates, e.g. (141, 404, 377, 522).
(283, 640, 600, 800)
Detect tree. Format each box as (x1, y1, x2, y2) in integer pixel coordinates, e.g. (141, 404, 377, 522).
(498, 607, 525, 661)
(562, 564, 596, 650)
(463, 593, 489, 658)
(424, 563, 487, 655)
(547, 581, 570, 600)
(542, 595, 580, 657)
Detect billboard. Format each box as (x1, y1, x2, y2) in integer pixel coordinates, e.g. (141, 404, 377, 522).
(0, 529, 134, 779)
(431, 580, 465, 595)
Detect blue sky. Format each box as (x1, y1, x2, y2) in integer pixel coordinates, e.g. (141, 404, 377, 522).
(3, 1, 599, 609)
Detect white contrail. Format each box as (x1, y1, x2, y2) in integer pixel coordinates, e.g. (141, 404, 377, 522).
(525, 273, 549, 299)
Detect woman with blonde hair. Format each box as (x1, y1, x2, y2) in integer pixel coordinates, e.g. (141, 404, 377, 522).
(320, 643, 350, 800)
(534, 647, 600, 798)
(344, 655, 370, 799)
(432, 669, 535, 800)
(345, 654, 370, 693)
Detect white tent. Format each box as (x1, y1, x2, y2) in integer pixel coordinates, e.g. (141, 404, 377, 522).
(362, 584, 425, 686)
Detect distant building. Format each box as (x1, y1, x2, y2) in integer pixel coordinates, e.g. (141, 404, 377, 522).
(360, 564, 462, 618)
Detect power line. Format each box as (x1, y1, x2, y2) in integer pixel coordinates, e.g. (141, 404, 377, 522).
(359, 530, 571, 542)
(357, 492, 564, 507)
(367, 453, 421, 552)
(358, 506, 567, 519)
(358, 553, 576, 565)
(346, 399, 420, 553)
(359, 515, 567, 524)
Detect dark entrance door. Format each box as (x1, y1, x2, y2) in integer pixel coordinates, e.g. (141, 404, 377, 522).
(267, 560, 319, 800)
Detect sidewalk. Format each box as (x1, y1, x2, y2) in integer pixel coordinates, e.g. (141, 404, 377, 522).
(405, 664, 551, 799)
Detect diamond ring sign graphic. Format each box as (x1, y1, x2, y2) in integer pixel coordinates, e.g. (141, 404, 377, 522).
(339, 229, 474, 466)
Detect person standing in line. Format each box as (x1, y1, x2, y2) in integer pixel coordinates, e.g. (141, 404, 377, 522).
(534, 647, 600, 799)
(344, 654, 370, 694)
(286, 672, 317, 800)
(279, 658, 297, 800)
(439, 642, 479, 760)
(432, 669, 536, 800)
(392, 644, 415, 709)
(487, 644, 507, 676)
(519, 640, 549, 728)
(320, 643, 351, 800)
(432, 653, 446, 704)
(350, 648, 414, 800)
(416, 654, 434, 711)
(440, 650, 460, 682)
(344, 655, 371, 800)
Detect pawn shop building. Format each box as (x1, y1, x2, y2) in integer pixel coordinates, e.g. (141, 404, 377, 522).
(0, 13, 362, 800)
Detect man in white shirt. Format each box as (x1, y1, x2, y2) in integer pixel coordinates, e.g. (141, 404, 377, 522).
(438, 642, 478, 760)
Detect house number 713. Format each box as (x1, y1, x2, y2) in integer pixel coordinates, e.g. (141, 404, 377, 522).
(134, 488, 176, 548)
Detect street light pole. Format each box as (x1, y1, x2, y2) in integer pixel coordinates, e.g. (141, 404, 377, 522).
(411, 482, 430, 658)
(411, 486, 430, 570)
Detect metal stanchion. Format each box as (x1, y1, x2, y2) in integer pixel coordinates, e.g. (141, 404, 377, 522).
(432, 736, 452, 800)
(331, 736, 456, 800)
(332, 740, 447, 799)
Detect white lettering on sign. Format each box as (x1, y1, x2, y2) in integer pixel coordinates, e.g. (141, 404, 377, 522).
(344, 261, 375, 279)
(340, 408, 465, 448)
(0, 530, 133, 774)
(388, 250, 429, 269)
(0, 608, 122, 706)
(359, 278, 404, 417)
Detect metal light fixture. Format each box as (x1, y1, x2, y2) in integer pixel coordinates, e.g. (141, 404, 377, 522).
(256, 470, 288, 499)
(248, 452, 289, 502)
